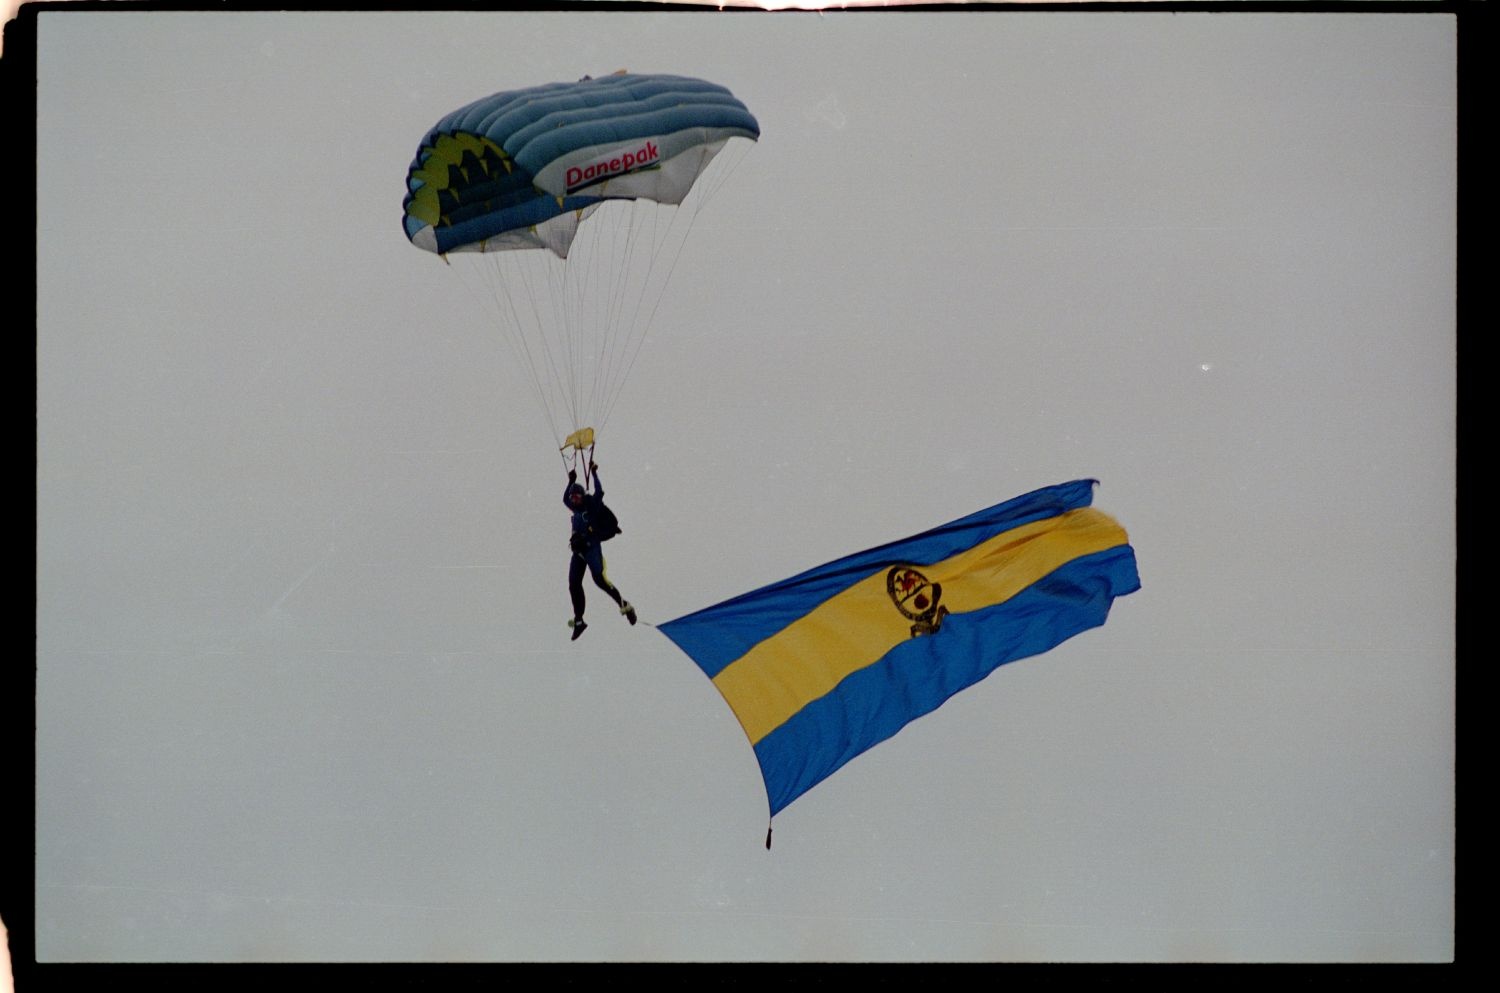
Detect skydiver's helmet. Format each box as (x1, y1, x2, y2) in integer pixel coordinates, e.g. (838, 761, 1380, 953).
(565, 483, 587, 510)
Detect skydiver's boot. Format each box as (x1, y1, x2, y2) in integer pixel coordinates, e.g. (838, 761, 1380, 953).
(620, 601, 637, 626)
(569, 617, 588, 640)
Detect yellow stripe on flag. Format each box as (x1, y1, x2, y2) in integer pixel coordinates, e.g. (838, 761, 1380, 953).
(712, 507, 1129, 744)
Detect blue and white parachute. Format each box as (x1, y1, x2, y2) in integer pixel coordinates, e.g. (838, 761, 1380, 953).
(403, 73, 759, 457)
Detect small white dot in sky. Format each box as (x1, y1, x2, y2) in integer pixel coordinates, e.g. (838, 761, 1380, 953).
(807, 93, 847, 129)
(1200, 362, 1213, 372)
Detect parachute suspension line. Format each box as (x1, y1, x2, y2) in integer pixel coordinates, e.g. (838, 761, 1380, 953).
(545, 247, 584, 436)
(596, 142, 750, 432)
(593, 199, 662, 435)
(524, 246, 567, 435)
(495, 252, 573, 447)
(513, 248, 580, 445)
(473, 258, 537, 422)
(559, 435, 597, 488)
(563, 199, 641, 441)
(599, 201, 648, 430)
(579, 205, 629, 440)
(449, 154, 754, 455)
(588, 202, 685, 436)
(453, 254, 564, 447)
(598, 194, 697, 431)
(560, 210, 618, 443)
(568, 232, 596, 436)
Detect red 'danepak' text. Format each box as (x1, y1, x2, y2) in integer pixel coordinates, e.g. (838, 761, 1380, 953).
(565, 140, 660, 192)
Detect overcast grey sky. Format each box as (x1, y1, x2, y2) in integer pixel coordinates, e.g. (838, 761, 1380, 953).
(33, 8, 1454, 963)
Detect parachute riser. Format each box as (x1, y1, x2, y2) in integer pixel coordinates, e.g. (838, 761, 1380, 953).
(560, 426, 598, 489)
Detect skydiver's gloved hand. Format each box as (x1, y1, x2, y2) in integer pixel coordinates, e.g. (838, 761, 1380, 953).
(589, 461, 598, 473)
(568, 469, 577, 483)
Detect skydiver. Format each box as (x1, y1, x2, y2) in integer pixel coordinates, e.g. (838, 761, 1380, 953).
(564, 462, 636, 640)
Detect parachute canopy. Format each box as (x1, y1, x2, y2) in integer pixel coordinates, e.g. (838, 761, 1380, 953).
(401, 73, 759, 455)
(403, 73, 760, 259)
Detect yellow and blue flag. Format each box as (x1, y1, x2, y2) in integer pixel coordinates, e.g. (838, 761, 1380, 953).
(658, 479, 1140, 818)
